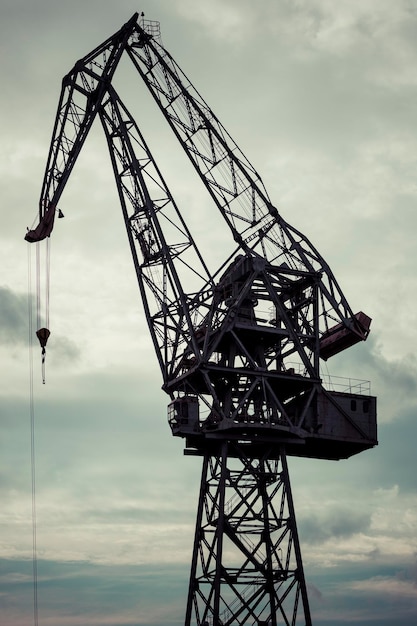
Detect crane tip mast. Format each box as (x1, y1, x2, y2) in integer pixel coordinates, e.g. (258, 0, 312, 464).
(26, 13, 376, 625)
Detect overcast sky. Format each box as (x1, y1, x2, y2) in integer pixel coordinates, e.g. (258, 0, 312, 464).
(1, 0, 417, 624)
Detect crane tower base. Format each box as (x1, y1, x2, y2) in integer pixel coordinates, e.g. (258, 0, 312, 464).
(185, 441, 312, 626)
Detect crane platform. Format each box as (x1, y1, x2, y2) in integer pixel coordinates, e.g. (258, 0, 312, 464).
(169, 387, 377, 461)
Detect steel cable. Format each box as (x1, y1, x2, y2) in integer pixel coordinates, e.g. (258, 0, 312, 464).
(27, 244, 39, 626)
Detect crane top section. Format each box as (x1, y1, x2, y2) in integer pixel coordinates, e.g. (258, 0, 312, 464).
(25, 14, 376, 459)
(25, 11, 371, 350)
(26, 13, 367, 323)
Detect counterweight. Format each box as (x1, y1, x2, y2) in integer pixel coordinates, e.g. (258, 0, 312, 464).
(25, 14, 377, 626)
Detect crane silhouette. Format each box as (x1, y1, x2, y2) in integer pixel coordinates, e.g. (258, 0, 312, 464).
(26, 14, 377, 625)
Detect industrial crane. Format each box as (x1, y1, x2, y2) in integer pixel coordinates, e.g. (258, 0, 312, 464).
(26, 13, 377, 626)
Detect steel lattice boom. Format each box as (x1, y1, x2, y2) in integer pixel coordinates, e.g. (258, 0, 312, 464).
(25, 14, 377, 626)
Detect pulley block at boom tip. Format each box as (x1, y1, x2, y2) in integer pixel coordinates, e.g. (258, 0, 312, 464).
(25, 206, 64, 243)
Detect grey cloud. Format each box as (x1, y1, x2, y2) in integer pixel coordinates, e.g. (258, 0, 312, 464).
(364, 338, 417, 399)
(0, 283, 80, 358)
(299, 509, 371, 544)
(0, 286, 27, 345)
(396, 558, 417, 585)
(47, 334, 80, 364)
(0, 557, 188, 626)
(372, 407, 417, 491)
(307, 581, 323, 601)
(80, 504, 192, 526)
(367, 547, 381, 560)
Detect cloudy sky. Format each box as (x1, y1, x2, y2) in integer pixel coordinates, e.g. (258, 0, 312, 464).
(1, 0, 417, 624)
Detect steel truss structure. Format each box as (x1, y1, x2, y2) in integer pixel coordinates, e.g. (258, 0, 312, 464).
(26, 13, 377, 625)
(186, 444, 311, 626)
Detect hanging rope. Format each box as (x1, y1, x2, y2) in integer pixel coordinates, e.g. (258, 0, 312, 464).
(27, 244, 39, 626)
(45, 238, 50, 330)
(34, 239, 51, 384)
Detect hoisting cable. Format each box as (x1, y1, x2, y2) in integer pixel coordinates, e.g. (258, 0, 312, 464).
(35, 238, 51, 384)
(27, 243, 39, 626)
